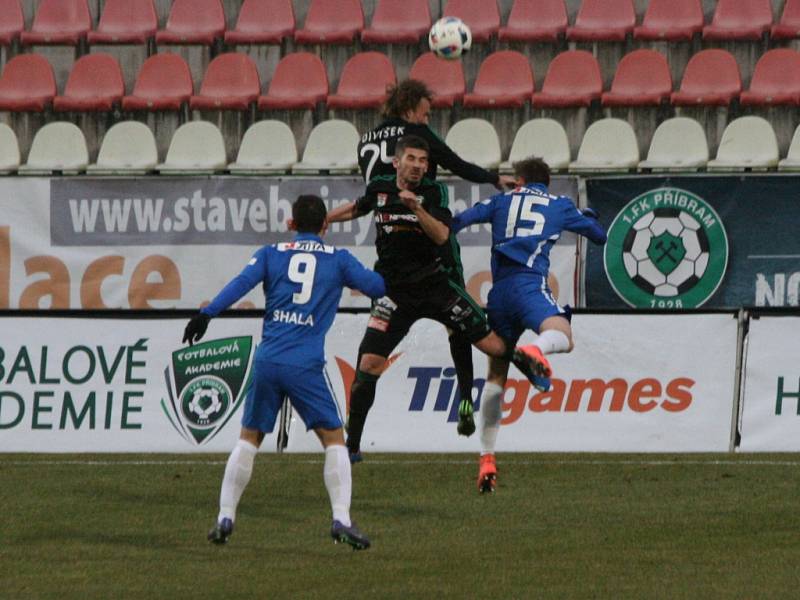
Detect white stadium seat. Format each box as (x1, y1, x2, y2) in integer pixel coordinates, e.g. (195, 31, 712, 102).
(569, 118, 639, 172)
(707, 116, 779, 171)
(500, 118, 571, 172)
(778, 123, 800, 171)
(228, 120, 297, 174)
(19, 122, 88, 175)
(638, 117, 709, 172)
(0, 123, 20, 174)
(156, 121, 227, 174)
(292, 119, 359, 174)
(442, 118, 501, 171)
(87, 121, 158, 174)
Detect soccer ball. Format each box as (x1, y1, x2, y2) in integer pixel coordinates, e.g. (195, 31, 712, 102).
(622, 208, 710, 297)
(428, 17, 472, 60)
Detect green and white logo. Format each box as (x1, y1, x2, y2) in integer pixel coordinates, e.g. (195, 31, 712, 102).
(604, 187, 729, 308)
(161, 336, 253, 444)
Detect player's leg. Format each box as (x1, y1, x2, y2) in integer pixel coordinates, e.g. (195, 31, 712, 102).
(478, 356, 510, 493)
(448, 331, 476, 437)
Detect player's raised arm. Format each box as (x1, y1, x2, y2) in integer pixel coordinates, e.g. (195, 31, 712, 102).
(451, 198, 495, 234)
(398, 190, 450, 245)
(561, 202, 608, 245)
(339, 251, 386, 299)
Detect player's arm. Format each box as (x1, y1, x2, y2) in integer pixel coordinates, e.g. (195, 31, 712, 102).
(561, 201, 608, 245)
(451, 198, 494, 234)
(398, 190, 449, 245)
(327, 192, 375, 223)
(339, 251, 386, 299)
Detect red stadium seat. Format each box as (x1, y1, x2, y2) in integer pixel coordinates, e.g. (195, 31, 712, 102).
(670, 49, 740, 106)
(740, 49, 800, 106)
(156, 0, 226, 45)
(361, 0, 430, 44)
(87, 0, 158, 44)
(258, 53, 328, 110)
(190, 53, 260, 111)
(531, 50, 602, 108)
(498, 0, 567, 43)
(771, 0, 800, 40)
(463, 51, 533, 108)
(633, 0, 704, 41)
(294, 0, 363, 44)
(53, 54, 124, 112)
(327, 52, 395, 109)
(702, 0, 773, 41)
(20, 0, 91, 46)
(601, 49, 671, 106)
(122, 53, 194, 111)
(443, 0, 500, 43)
(0, 0, 24, 46)
(224, 0, 294, 45)
(0, 54, 55, 111)
(408, 52, 465, 108)
(566, 0, 635, 42)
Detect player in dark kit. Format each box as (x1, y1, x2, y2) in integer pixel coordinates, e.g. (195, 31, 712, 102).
(329, 135, 551, 462)
(357, 79, 516, 438)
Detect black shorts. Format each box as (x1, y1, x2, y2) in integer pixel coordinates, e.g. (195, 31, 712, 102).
(359, 275, 491, 359)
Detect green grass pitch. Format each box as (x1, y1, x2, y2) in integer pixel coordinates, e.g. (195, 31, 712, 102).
(2, 453, 799, 599)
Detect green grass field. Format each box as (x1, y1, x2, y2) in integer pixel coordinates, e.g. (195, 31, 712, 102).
(3, 453, 800, 599)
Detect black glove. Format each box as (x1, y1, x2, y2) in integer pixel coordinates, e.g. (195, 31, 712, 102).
(582, 207, 600, 220)
(183, 313, 210, 346)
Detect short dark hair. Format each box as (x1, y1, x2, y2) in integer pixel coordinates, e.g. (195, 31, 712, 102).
(395, 135, 430, 159)
(513, 156, 550, 187)
(292, 194, 327, 233)
(382, 79, 433, 119)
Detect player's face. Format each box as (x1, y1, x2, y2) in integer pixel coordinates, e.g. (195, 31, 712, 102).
(395, 147, 429, 185)
(405, 98, 431, 124)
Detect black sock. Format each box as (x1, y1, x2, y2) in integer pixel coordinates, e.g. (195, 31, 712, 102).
(346, 373, 377, 453)
(449, 335, 474, 403)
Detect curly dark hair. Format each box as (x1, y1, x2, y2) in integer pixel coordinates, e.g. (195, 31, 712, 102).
(382, 79, 433, 119)
(513, 156, 551, 187)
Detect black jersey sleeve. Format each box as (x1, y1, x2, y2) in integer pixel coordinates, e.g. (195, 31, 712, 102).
(424, 181, 453, 227)
(355, 191, 376, 216)
(411, 124, 500, 186)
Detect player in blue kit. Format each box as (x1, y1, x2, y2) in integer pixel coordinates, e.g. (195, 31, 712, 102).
(450, 157, 607, 493)
(182, 195, 385, 550)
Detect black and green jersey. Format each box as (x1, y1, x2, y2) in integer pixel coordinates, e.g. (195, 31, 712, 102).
(355, 175, 451, 286)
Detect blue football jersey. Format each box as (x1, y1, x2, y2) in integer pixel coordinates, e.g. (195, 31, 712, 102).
(451, 184, 607, 281)
(202, 232, 385, 368)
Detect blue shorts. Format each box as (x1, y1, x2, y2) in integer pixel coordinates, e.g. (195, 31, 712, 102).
(241, 350, 342, 433)
(487, 274, 567, 345)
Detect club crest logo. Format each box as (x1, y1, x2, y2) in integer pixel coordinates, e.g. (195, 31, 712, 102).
(377, 193, 388, 207)
(161, 336, 253, 444)
(604, 187, 729, 308)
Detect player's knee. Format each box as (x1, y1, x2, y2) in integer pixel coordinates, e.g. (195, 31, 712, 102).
(358, 353, 385, 376)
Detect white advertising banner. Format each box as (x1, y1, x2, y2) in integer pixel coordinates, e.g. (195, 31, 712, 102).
(0, 313, 737, 453)
(0, 176, 580, 312)
(738, 316, 800, 451)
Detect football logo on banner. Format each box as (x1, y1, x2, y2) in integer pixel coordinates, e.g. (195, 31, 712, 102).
(604, 187, 729, 308)
(161, 336, 253, 444)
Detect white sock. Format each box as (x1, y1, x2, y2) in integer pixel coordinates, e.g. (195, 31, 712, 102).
(324, 444, 352, 527)
(218, 439, 258, 522)
(480, 382, 503, 455)
(534, 329, 570, 355)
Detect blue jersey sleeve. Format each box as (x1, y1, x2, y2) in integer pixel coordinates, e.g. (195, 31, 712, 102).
(201, 247, 269, 317)
(451, 198, 494, 233)
(338, 250, 386, 299)
(559, 199, 608, 245)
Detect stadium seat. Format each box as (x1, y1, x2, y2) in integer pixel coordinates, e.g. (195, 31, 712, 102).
(670, 49, 741, 106)
(292, 120, 359, 173)
(190, 53, 260, 111)
(224, 0, 294, 45)
(778, 124, 800, 170)
(122, 54, 194, 111)
(18, 122, 88, 174)
(294, 0, 363, 44)
(228, 120, 297, 173)
(500, 118, 570, 172)
(463, 51, 533, 108)
(702, 0, 773, 41)
(20, 0, 91, 45)
(0, 123, 20, 174)
(53, 54, 125, 112)
(408, 52, 465, 108)
(157, 121, 227, 173)
(327, 52, 395, 109)
(740, 49, 800, 106)
(442, 0, 501, 43)
(633, 0, 704, 41)
(569, 118, 639, 172)
(601, 49, 671, 107)
(531, 50, 602, 108)
(443, 118, 501, 170)
(156, 0, 226, 45)
(87, 0, 158, 44)
(87, 121, 158, 174)
(707, 116, 779, 171)
(362, 0, 430, 44)
(0, 54, 56, 111)
(258, 53, 328, 110)
(638, 117, 708, 171)
(566, 0, 636, 42)
(0, 0, 24, 46)
(498, 0, 567, 43)
(772, 0, 800, 40)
